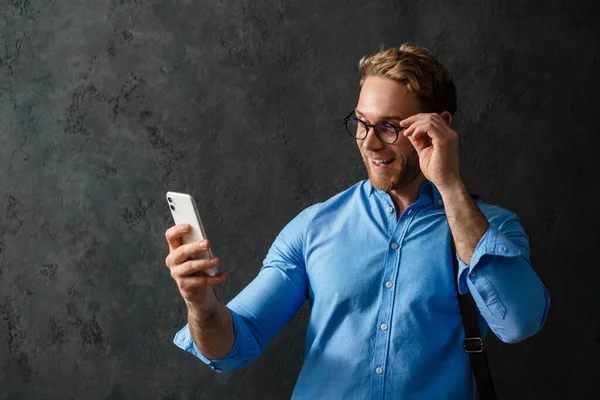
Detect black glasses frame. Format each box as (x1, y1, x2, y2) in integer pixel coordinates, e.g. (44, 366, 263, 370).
(342, 110, 405, 144)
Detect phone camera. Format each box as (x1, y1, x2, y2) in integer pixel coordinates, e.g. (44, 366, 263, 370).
(170, 205, 175, 211)
(168, 197, 173, 203)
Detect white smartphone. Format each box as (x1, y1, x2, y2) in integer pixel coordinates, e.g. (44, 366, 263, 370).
(166, 191, 217, 276)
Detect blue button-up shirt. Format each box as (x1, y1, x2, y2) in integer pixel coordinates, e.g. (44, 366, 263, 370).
(174, 180, 550, 399)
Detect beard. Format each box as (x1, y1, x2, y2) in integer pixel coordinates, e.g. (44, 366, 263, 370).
(361, 150, 422, 192)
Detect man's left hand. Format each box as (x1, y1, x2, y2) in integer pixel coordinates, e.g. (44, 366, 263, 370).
(400, 112, 462, 191)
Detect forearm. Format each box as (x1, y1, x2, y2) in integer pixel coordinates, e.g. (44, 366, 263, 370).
(443, 194, 551, 343)
(438, 181, 488, 265)
(186, 289, 234, 360)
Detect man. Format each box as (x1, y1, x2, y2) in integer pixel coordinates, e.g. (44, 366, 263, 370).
(164, 43, 550, 399)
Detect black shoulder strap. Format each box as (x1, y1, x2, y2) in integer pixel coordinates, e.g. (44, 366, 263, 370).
(452, 237, 498, 400)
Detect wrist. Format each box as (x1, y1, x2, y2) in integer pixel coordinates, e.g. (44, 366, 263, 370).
(185, 289, 219, 321)
(436, 178, 467, 199)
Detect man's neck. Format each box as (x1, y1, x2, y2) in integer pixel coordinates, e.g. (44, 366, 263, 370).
(386, 174, 426, 219)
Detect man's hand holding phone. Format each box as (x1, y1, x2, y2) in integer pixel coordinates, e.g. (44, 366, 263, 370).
(164, 192, 235, 360)
(164, 224, 228, 306)
(164, 224, 234, 359)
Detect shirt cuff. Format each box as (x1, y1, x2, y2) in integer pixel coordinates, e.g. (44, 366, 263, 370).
(456, 222, 522, 295)
(172, 309, 253, 373)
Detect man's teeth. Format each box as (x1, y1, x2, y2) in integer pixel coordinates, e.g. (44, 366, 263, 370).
(372, 158, 393, 165)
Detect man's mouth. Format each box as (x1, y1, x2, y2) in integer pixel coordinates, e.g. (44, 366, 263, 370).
(371, 158, 395, 165)
(369, 157, 396, 171)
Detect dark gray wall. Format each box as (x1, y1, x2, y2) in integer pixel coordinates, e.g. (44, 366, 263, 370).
(1, 0, 598, 398)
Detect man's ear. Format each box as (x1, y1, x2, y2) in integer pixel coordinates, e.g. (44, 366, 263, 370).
(439, 111, 452, 126)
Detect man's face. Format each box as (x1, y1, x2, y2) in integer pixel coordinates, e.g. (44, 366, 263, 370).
(355, 76, 423, 192)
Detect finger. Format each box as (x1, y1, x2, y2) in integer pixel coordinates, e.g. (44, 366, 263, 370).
(175, 240, 211, 265)
(430, 112, 448, 127)
(178, 272, 229, 292)
(423, 120, 457, 150)
(405, 127, 430, 154)
(167, 240, 211, 267)
(405, 119, 446, 142)
(165, 224, 191, 251)
(406, 119, 445, 151)
(171, 257, 221, 278)
(402, 113, 446, 134)
(402, 121, 431, 140)
(399, 113, 427, 128)
(402, 121, 418, 137)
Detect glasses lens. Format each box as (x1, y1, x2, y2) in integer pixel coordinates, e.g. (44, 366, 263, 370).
(346, 118, 367, 139)
(376, 123, 398, 143)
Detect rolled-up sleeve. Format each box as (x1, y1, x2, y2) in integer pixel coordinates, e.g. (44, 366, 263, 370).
(172, 205, 318, 371)
(173, 309, 261, 372)
(456, 210, 550, 344)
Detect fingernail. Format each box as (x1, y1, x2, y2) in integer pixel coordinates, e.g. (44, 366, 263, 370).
(199, 240, 207, 248)
(180, 224, 189, 232)
(210, 258, 219, 265)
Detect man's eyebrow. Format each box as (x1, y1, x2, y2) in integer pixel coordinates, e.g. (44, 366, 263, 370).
(355, 109, 406, 122)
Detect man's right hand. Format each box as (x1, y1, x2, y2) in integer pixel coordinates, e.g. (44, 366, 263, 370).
(164, 224, 229, 306)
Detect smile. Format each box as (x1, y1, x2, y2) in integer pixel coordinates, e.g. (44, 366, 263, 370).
(369, 157, 396, 171)
(371, 158, 395, 165)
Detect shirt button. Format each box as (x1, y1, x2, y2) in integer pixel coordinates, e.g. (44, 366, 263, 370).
(385, 281, 393, 288)
(376, 367, 383, 374)
(407, 209, 412, 215)
(387, 206, 394, 213)
(391, 243, 398, 250)
(380, 323, 388, 331)
(437, 199, 443, 206)
(470, 270, 477, 277)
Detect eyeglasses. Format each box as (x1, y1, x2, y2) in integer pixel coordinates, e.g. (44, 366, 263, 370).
(343, 110, 405, 144)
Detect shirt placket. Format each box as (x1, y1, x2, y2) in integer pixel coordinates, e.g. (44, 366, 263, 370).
(370, 195, 418, 399)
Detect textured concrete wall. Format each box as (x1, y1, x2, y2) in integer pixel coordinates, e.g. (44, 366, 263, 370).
(1, 0, 598, 398)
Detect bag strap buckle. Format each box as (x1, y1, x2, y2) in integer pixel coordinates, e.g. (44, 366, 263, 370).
(463, 337, 484, 353)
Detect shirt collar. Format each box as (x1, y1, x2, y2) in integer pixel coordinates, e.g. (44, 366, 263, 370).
(418, 181, 444, 208)
(365, 179, 444, 208)
(366, 179, 375, 196)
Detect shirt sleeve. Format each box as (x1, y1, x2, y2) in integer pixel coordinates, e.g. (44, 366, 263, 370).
(172, 205, 317, 371)
(456, 207, 550, 344)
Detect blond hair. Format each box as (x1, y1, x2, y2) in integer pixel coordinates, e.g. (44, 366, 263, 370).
(359, 43, 457, 115)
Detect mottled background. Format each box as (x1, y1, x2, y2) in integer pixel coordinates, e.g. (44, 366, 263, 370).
(1, 0, 598, 398)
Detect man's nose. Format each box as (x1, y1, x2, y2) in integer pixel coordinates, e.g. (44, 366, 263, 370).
(361, 126, 385, 151)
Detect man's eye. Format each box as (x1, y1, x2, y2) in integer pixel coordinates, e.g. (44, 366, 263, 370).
(379, 123, 396, 131)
